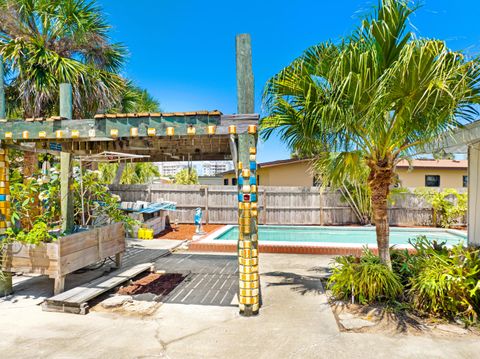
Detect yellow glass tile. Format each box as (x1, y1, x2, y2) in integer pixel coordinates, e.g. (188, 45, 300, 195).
(130, 127, 139, 137)
(5, 132, 12, 139)
(239, 258, 258, 266)
(207, 125, 216, 135)
(166, 127, 175, 136)
(110, 128, 119, 138)
(239, 288, 259, 297)
(39, 131, 47, 139)
(228, 125, 236, 134)
(251, 185, 257, 193)
(239, 280, 259, 289)
(147, 128, 156, 136)
(239, 265, 258, 274)
(187, 126, 196, 135)
(71, 129, 80, 138)
(243, 202, 251, 210)
(251, 209, 258, 217)
(22, 131, 29, 139)
(247, 125, 257, 134)
(242, 184, 251, 193)
(239, 296, 259, 305)
(242, 169, 250, 177)
(56, 130, 63, 139)
(249, 154, 256, 161)
(239, 273, 259, 281)
(238, 161, 243, 170)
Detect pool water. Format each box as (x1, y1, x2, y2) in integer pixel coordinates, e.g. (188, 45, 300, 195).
(215, 226, 466, 245)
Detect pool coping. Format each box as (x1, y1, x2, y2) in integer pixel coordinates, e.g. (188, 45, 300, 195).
(188, 225, 467, 255)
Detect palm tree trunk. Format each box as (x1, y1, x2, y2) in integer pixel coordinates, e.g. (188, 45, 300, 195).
(368, 164, 393, 269)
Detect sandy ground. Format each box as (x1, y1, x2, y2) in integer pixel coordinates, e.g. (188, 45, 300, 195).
(1, 253, 479, 359)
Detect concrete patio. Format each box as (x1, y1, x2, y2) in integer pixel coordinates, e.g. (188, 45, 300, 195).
(0, 252, 478, 359)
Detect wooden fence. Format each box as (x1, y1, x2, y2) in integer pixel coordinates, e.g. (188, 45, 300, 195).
(109, 184, 462, 227)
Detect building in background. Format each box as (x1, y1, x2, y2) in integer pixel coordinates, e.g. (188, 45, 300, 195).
(157, 161, 234, 178)
(202, 161, 234, 176)
(222, 158, 468, 189)
(156, 162, 189, 177)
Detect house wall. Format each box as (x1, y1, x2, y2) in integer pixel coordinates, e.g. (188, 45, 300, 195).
(223, 161, 468, 189)
(396, 168, 467, 189)
(223, 161, 314, 187)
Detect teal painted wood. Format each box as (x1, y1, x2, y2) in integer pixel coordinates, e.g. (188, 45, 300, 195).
(59, 83, 73, 120)
(236, 34, 254, 114)
(0, 114, 258, 140)
(0, 57, 5, 119)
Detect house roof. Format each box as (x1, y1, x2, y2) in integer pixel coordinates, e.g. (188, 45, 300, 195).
(396, 159, 468, 169)
(222, 158, 310, 174)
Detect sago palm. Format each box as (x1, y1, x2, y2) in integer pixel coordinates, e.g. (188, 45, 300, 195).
(261, 0, 480, 267)
(0, 0, 126, 118)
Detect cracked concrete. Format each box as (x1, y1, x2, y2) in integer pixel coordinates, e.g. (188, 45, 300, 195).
(0, 253, 478, 358)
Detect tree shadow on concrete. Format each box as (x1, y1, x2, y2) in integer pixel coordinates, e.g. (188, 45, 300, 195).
(262, 271, 325, 296)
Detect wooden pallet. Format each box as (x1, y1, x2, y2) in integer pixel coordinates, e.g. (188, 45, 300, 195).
(42, 262, 154, 314)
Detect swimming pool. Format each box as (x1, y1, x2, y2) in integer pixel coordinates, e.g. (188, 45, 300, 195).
(212, 225, 466, 246)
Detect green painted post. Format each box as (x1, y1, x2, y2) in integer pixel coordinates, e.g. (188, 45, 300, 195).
(0, 56, 6, 119)
(235, 34, 259, 316)
(59, 83, 74, 233)
(236, 34, 254, 114)
(60, 83, 73, 120)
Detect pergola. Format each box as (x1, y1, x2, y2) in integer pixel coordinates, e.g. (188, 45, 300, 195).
(0, 34, 260, 316)
(435, 121, 480, 247)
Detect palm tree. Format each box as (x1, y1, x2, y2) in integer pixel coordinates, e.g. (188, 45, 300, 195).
(261, 0, 480, 267)
(114, 82, 161, 114)
(0, 0, 126, 118)
(99, 162, 160, 185)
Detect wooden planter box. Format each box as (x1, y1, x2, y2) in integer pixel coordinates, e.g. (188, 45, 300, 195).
(2, 223, 125, 294)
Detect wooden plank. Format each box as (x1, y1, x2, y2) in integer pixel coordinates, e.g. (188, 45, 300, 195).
(60, 231, 98, 256)
(45, 262, 154, 305)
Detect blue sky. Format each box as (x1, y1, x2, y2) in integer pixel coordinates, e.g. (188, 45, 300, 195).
(99, 0, 480, 162)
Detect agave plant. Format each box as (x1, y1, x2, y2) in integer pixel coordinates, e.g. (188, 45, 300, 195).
(262, 0, 480, 267)
(0, 0, 126, 118)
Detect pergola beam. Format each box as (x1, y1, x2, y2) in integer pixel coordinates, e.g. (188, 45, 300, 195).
(0, 114, 257, 142)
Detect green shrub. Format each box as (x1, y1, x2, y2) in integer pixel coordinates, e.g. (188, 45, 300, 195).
(4, 221, 56, 245)
(328, 248, 403, 304)
(408, 238, 480, 322)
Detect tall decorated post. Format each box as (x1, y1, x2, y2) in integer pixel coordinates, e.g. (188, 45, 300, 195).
(0, 56, 12, 295)
(235, 34, 260, 316)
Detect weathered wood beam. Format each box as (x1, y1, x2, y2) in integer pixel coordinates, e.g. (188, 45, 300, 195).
(0, 114, 258, 141)
(236, 34, 254, 114)
(60, 83, 74, 234)
(60, 152, 74, 233)
(0, 56, 5, 119)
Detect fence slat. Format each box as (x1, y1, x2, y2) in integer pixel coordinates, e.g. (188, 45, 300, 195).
(109, 184, 465, 226)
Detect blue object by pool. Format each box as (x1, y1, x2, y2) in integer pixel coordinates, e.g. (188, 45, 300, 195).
(215, 226, 466, 245)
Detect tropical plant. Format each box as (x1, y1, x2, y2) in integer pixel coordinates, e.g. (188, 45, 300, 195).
(408, 237, 480, 322)
(72, 169, 138, 232)
(99, 162, 160, 184)
(261, 0, 480, 267)
(4, 221, 56, 245)
(414, 188, 467, 228)
(9, 170, 61, 229)
(328, 248, 403, 304)
(0, 0, 126, 118)
(313, 153, 372, 224)
(113, 82, 161, 113)
(174, 168, 199, 185)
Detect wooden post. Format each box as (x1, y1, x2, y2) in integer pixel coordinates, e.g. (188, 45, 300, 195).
(0, 56, 5, 119)
(204, 186, 209, 224)
(60, 83, 74, 234)
(113, 162, 125, 185)
(468, 144, 480, 246)
(236, 34, 254, 114)
(0, 144, 12, 295)
(235, 34, 259, 316)
(237, 132, 260, 316)
(60, 83, 73, 120)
